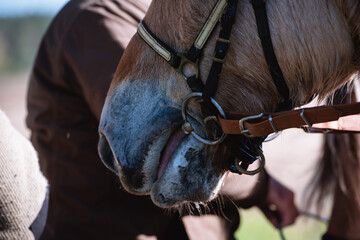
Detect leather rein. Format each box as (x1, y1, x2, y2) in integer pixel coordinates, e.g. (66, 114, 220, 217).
(137, 0, 360, 175)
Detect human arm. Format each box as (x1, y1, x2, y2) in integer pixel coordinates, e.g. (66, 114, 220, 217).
(257, 175, 299, 228)
(220, 169, 299, 228)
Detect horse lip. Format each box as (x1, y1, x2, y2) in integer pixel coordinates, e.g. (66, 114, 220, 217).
(156, 108, 207, 181)
(157, 127, 186, 179)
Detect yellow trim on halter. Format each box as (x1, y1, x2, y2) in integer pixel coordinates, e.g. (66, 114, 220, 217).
(137, 22, 172, 62)
(137, 0, 228, 63)
(194, 0, 228, 49)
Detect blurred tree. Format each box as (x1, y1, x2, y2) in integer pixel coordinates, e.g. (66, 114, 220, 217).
(0, 16, 51, 77)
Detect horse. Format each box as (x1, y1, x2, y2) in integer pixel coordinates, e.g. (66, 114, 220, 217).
(98, 0, 360, 237)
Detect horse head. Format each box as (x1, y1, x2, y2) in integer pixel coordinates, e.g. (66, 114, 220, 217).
(98, 0, 360, 208)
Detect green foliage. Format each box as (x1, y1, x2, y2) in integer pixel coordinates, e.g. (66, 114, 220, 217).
(235, 208, 327, 240)
(0, 16, 52, 76)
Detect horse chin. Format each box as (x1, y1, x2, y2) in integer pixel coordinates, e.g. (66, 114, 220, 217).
(150, 133, 225, 208)
(149, 127, 226, 208)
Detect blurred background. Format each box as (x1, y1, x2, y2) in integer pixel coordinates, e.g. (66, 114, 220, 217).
(0, 1, 328, 239)
(0, 0, 69, 136)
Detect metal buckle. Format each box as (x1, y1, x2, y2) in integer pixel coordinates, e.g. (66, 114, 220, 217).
(175, 52, 200, 81)
(181, 92, 227, 145)
(239, 113, 265, 138)
(239, 113, 282, 140)
(234, 149, 265, 175)
(212, 38, 231, 63)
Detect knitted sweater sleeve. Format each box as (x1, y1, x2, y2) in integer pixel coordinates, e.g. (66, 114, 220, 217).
(0, 109, 48, 240)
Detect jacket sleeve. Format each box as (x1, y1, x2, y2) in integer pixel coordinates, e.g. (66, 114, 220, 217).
(60, 1, 149, 120)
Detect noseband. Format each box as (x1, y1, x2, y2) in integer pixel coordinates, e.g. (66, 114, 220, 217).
(137, 0, 360, 175)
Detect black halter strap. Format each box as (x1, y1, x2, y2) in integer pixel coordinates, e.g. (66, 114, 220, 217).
(202, 0, 238, 103)
(138, 0, 228, 92)
(200, 0, 238, 141)
(251, 0, 292, 111)
(139, 21, 182, 69)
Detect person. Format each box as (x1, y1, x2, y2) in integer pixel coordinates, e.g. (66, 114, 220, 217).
(27, 0, 298, 239)
(0, 109, 48, 240)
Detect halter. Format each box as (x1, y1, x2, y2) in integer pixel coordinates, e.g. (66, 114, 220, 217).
(137, 0, 360, 175)
(138, 0, 289, 175)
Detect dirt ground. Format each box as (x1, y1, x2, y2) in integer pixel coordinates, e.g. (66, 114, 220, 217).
(0, 72, 330, 215)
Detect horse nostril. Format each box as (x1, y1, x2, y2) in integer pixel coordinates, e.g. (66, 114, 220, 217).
(98, 133, 117, 174)
(98, 133, 147, 193)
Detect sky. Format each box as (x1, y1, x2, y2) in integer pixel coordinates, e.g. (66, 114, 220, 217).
(0, 0, 69, 17)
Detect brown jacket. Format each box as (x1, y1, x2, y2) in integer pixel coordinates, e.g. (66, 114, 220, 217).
(27, 1, 266, 239)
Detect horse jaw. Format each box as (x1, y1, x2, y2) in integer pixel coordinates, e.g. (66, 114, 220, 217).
(98, 79, 225, 207)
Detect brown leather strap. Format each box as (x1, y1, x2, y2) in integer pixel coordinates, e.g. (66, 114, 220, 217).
(219, 102, 360, 137)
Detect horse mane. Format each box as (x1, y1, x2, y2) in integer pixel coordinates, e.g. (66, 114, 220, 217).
(337, 0, 360, 63)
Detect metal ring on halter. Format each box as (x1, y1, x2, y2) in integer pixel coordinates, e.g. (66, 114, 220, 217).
(234, 149, 265, 175)
(174, 52, 200, 81)
(181, 92, 227, 145)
